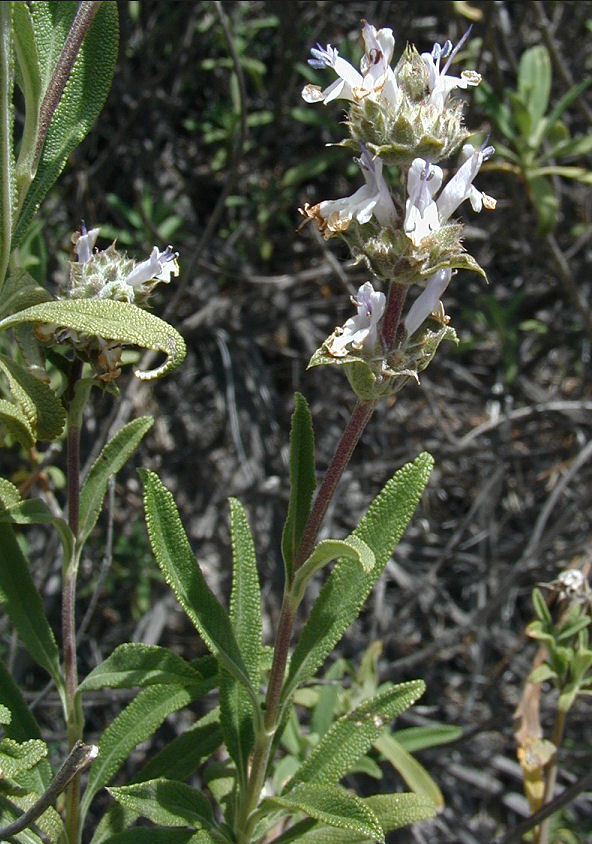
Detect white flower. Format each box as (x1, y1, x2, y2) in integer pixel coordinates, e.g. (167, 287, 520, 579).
(404, 268, 452, 336)
(327, 281, 386, 357)
(404, 143, 496, 246)
(421, 29, 481, 112)
(75, 223, 100, 263)
(302, 148, 397, 237)
(124, 245, 180, 287)
(302, 22, 399, 108)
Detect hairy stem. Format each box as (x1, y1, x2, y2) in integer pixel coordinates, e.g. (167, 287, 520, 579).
(63, 359, 85, 843)
(536, 705, 568, 844)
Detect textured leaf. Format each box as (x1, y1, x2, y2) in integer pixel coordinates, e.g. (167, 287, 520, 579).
(0, 737, 47, 778)
(0, 353, 65, 440)
(291, 682, 424, 788)
(0, 269, 52, 319)
(0, 396, 34, 446)
(0, 299, 186, 380)
(77, 643, 204, 693)
(283, 453, 433, 703)
(267, 783, 384, 842)
(0, 2, 15, 289)
(281, 392, 315, 580)
(220, 498, 262, 781)
(0, 497, 74, 566)
(394, 723, 463, 753)
(0, 524, 64, 698)
(374, 733, 443, 808)
(134, 716, 223, 784)
(108, 778, 213, 829)
(78, 416, 153, 544)
(292, 536, 375, 606)
(13, 1, 42, 202)
(81, 682, 211, 822)
(0, 798, 43, 843)
(0, 475, 21, 507)
(140, 469, 255, 697)
(12, 2, 119, 248)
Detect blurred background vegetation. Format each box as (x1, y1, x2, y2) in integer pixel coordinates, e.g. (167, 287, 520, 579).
(5, 1, 592, 840)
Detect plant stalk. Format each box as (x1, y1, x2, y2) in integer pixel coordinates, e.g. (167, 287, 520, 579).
(536, 705, 568, 844)
(237, 280, 408, 838)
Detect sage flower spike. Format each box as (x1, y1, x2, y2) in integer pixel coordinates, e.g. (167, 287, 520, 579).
(421, 28, 481, 112)
(302, 23, 398, 107)
(327, 281, 386, 358)
(301, 148, 396, 237)
(435, 142, 496, 221)
(404, 268, 452, 336)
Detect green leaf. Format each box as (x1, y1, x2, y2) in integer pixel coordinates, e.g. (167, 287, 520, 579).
(283, 453, 433, 704)
(0, 269, 52, 319)
(364, 793, 436, 831)
(528, 663, 557, 684)
(474, 80, 515, 141)
(81, 682, 210, 822)
(0, 497, 74, 569)
(108, 778, 213, 829)
(0, 299, 186, 381)
(393, 723, 462, 753)
(535, 76, 592, 147)
(0, 353, 65, 440)
(100, 831, 196, 844)
(374, 732, 444, 808)
(529, 165, 592, 184)
(0, 798, 44, 843)
(526, 175, 558, 235)
(12, 2, 119, 249)
(292, 536, 375, 606)
(0, 396, 34, 446)
(77, 643, 205, 694)
(140, 469, 255, 700)
(13, 1, 42, 205)
(518, 46, 551, 138)
(0, 2, 15, 289)
(134, 716, 223, 784)
(281, 392, 316, 580)
(266, 783, 384, 842)
(0, 476, 21, 507)
(541, 134, 592, 163)
(291, 682, 424, 788)
(78, 415, 153, 544)
(0, 737, 47, 778)
(0, 524, 64, 700)
(220, 498, 262, 782)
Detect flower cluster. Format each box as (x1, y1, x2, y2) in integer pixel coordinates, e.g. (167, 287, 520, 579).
(303, 22, 495, 399)
(36, 225, 179, 381)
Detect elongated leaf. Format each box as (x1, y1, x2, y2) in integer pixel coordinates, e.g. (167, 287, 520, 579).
(13, 1, 42, 203)
(284, 453, 433, 703)
(0, 2, 15, 290)
(281, 392, 315, 580)
(0, 269, 52, 320)
(220, 498, 262, 781)
(266, 783, 384, 842)
(526, 175, 558, 234)
(134, 717, 223, 784)
(0, 397, 33, 446)
(374, 733, 443, 808)
(536, 76, 592, 147)
(0, 737, 47, 778)
(0, 524, 64, 699)
(394, 723, 462, 752)
(12, 2, 119, 249)
(518, 46, 551, 137)
(78, 416, 153, 544)
(109, 778, 213, 829)
(0, 497, 74, 566)
(0, 798, 43, 844)
(77, 643, 204, 694)
(291, 682, 424, 788)
(140, 469, 255, 697)
(0, 353, 65, 440)
(101, 831, 195, 844)
(292, 536, 375, 606)
(0, 299, 186, 380)
(0, 661, 51, 789)
(81, 681, 211, 822)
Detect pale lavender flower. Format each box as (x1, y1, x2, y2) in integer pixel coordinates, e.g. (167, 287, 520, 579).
(125, 245, 180, 287)
(404, 268, 452, 336)
(302, 148, 397, 236)
(75, 223, 100, 263)
(327, 281, 386, 357)
(404, 143, 496, 247)
(421, 28, 481, 112)
(302, 22, 399, 108)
